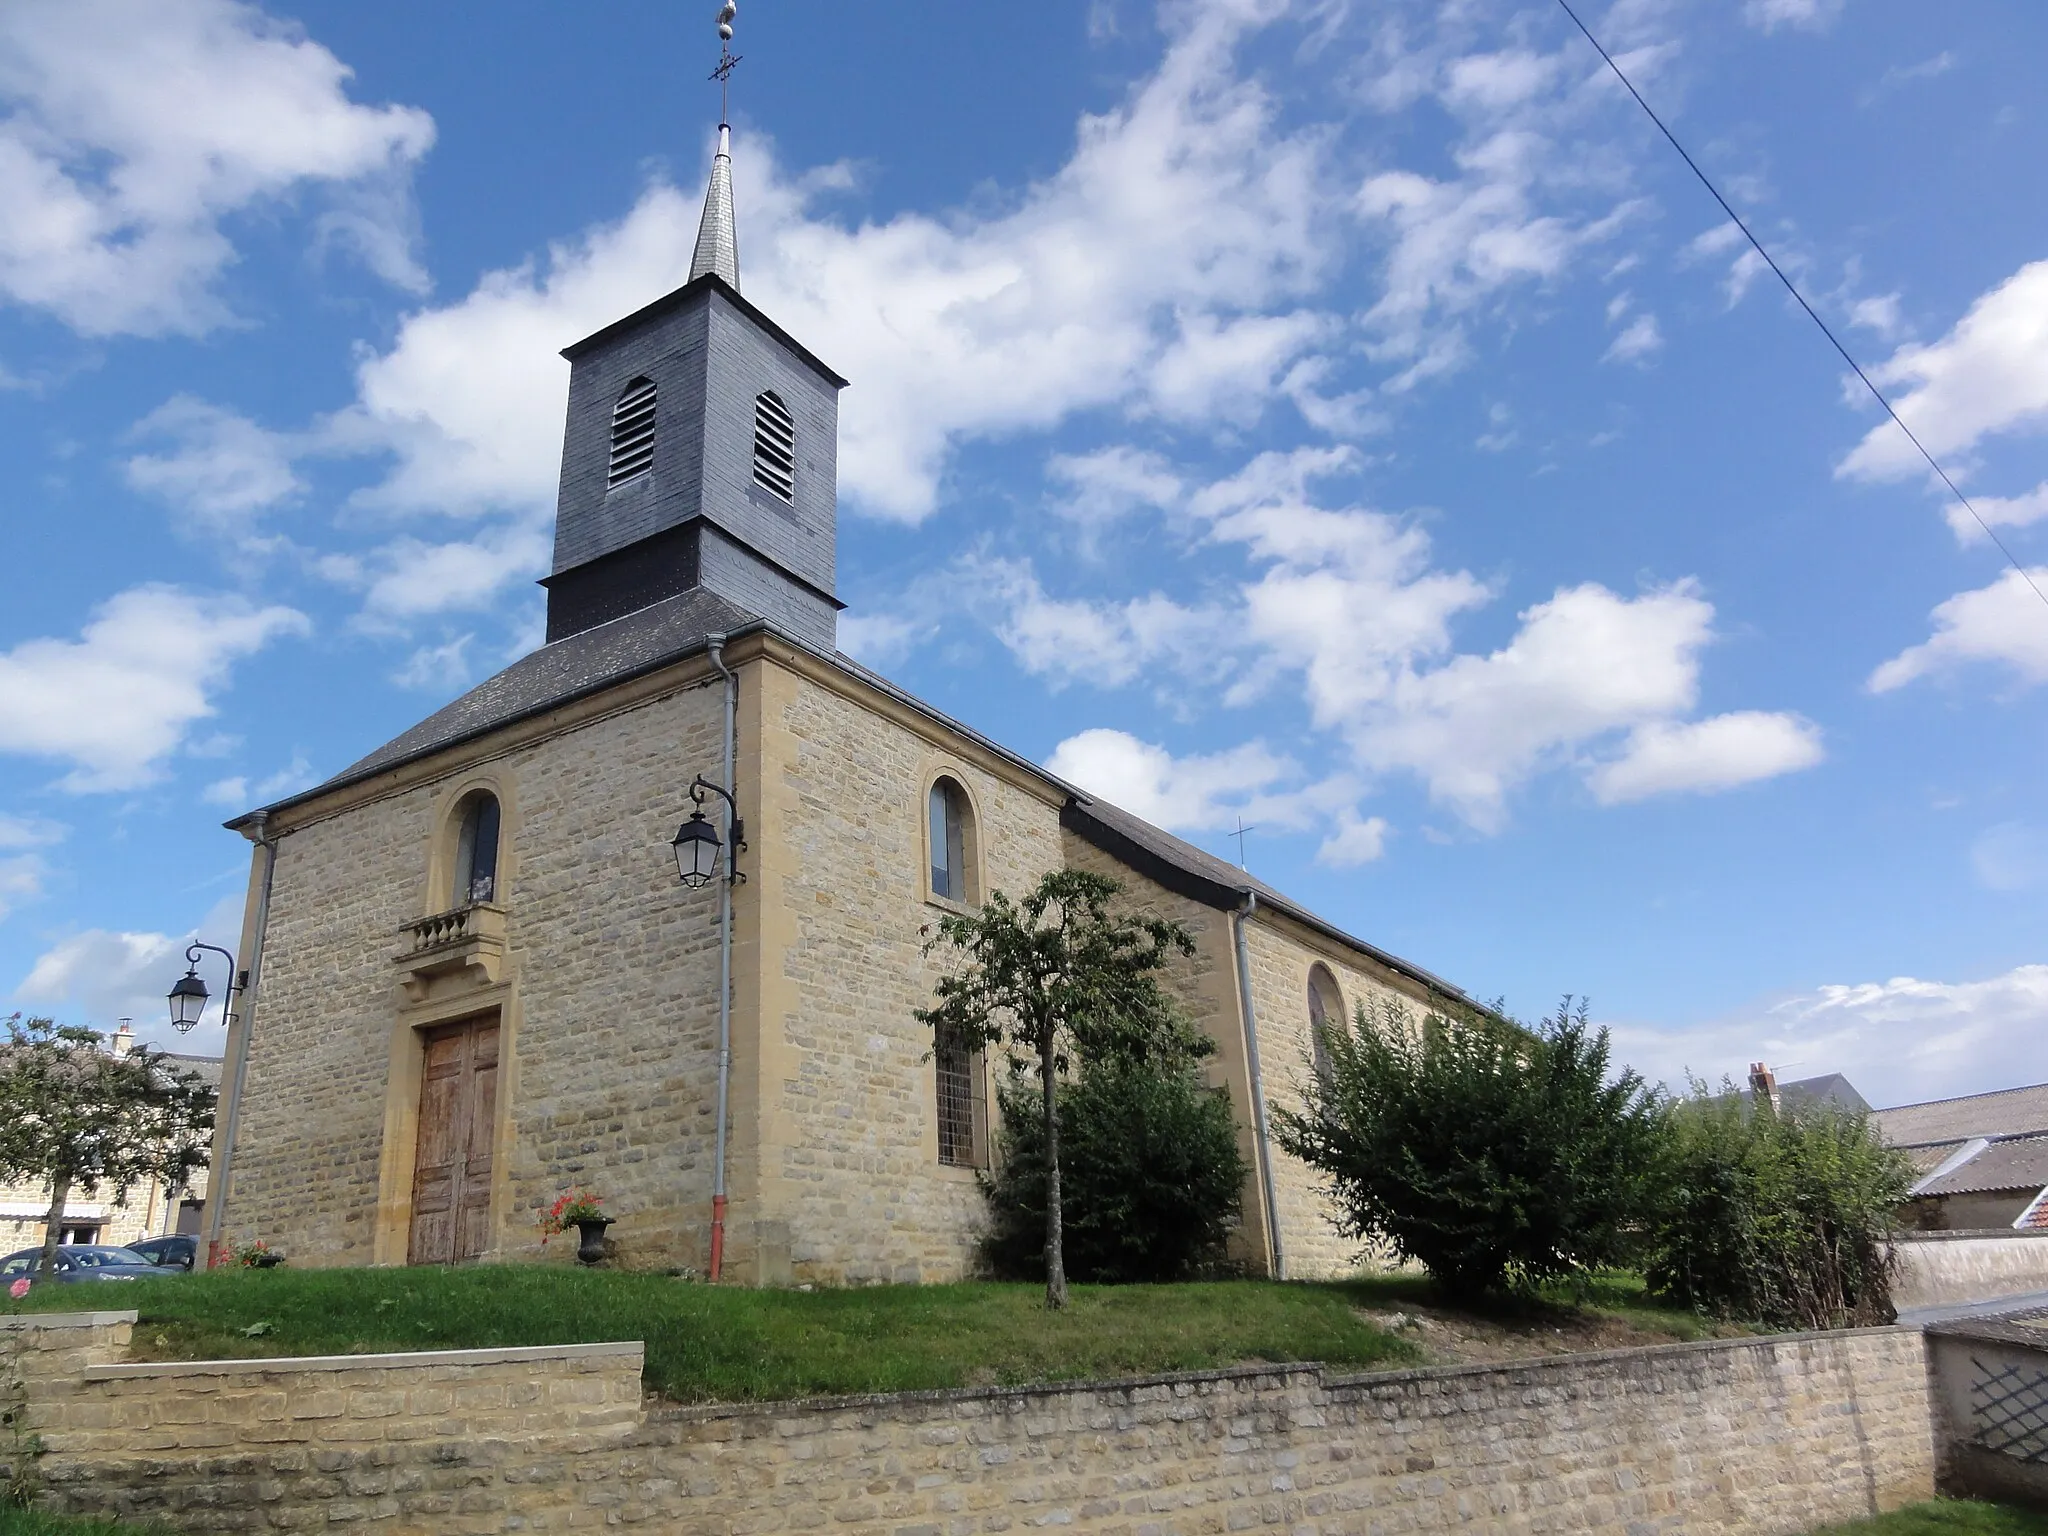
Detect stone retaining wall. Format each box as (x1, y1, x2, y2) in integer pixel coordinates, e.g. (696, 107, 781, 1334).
(20, 1312, 1938, 1534)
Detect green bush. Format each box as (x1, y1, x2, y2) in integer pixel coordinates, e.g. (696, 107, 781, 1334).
(979, 1051, 1246, 1284)
(1272, 996, 1664, 1298)
(1642, 1084, 1913, 1328)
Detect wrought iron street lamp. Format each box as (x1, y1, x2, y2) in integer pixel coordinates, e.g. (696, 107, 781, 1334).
(166, 941, 240, 1035)
(671, 774, 744, 889)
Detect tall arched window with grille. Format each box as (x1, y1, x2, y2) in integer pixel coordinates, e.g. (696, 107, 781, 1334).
(607, 376, 657, 489)
(752, 389, 795, 502)
(1307, 964, 1343, 1081)
(927, 777, 975, 905)
(452, 792, 501, 906)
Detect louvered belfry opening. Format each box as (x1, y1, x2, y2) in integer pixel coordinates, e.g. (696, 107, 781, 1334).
(607, 376, 657, 489)
(752, 390, 796, 502)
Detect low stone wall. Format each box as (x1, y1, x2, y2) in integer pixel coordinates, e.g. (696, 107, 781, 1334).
(1895, 1229, 2048, 1311)
(22, 1314, 1937, 1533)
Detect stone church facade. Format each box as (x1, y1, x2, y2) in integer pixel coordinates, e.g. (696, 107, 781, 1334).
(207, 129, 1481, 1284)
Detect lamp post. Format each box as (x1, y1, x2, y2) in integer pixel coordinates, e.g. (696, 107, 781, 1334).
(673, 767, 744, 1283)
(671, 775, 744, 889)
(166, 941, 242, 1036)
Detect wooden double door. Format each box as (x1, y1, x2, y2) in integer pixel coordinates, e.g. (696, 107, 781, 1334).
(408, 1016, 499, 1266)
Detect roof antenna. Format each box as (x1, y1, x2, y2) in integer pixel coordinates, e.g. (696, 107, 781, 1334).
(711, 2, 742, 123)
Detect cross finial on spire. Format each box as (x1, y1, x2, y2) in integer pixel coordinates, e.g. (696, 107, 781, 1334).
(690, 3, 742, 290)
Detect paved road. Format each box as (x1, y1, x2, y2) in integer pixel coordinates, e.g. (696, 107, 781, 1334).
(1897, 1288, 2048, 1329)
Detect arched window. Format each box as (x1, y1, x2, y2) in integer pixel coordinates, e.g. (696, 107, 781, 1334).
(452, 793, 501, 907)
(1307, 964, 1343, 1080)
(607, 376, 657, 489)
(927, 776, 973, 905)
(752, 390, 795, 502)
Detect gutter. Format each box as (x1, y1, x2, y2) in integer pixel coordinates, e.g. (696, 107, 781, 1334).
(1232, 890, 1285, 1281)
(706, 634, 737, 1283)
(205, 809, 276, 1266)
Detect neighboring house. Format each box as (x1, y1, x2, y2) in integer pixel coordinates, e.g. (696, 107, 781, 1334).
(0, 1024, 221, 1252)
(1867, 1081, 2048, 1232)
(1745, 1064, 1871, 1117)
(202, 129, 1488, 1284)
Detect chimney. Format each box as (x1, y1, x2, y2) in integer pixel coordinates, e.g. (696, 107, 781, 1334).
(1748, 1060, 1780, 1116)
(109, 1020, 136, 1056)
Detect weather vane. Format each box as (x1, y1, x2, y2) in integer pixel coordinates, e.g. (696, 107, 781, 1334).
(710, 2, 742, 121)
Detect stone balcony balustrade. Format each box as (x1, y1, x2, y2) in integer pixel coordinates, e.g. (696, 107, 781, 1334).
(394, 901, 507, 1002)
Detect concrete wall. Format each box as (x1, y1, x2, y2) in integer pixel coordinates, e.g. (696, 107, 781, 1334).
(1895, 1229, 2048, 1310)
(1924, 1316, 2048, 1508)
(25, 1313, 1938, 1535)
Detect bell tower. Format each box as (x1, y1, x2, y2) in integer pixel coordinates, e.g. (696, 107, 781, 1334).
(539, 18, 845, 650)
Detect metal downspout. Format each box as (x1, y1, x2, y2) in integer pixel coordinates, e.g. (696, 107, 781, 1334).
(707, 635, 737, 1282)
(205, 810, 276, 1267)
(1232, 890, 1285, 1280)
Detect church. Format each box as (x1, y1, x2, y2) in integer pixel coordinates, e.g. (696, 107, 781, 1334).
(204, 111, 1482, 1287)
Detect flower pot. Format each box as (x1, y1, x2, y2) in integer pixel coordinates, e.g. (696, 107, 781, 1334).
(573, 1217, 613, 1266)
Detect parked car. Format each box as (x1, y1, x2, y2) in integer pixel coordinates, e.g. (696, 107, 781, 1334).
(0, 1245, 177, 1284)
(126, 1235, 199, 1270)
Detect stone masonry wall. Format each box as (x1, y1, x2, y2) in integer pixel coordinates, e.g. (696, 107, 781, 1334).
(228, 676, 727, 1270)
(27, 1314, 1937, 1535)
(746, 662, 1069, 1283)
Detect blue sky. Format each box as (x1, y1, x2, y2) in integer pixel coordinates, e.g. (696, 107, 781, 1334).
(3, 0, 2046, 1108)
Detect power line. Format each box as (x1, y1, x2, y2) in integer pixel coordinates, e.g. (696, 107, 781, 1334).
(1553, 0, 2048, 614)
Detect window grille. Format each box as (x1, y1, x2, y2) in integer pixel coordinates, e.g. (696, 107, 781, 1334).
(607, 377, 657, 489)
(752, 390, 796, 502)
(936, 1028, 982, 1167)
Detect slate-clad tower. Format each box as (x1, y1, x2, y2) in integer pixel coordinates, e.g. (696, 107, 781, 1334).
(540, 124, 847, 649)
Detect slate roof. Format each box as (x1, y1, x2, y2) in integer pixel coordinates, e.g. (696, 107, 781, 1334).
(1915, 1135, 2048, 1198)
(1776, 1073, 1871, 1115)
(158, 1052, 224, 1091)
(241, 604, 1480, 1010)
(1873, 1082, 2048, 1149)
(281, 588, 757, 801)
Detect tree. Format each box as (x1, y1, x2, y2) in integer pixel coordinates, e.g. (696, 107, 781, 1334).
(0, 1016, 217, 1270)
(979, 1020, 1246, 1285)
(1272, 995, 1663, 1298)
(1641, 1083, 1913, 1328)
(917, 870, 1193, 1308)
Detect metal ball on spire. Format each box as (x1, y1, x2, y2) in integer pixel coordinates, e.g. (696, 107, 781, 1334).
(718, 2, 736, 40)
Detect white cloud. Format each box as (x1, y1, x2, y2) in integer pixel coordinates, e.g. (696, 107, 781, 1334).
(1607, 964, 2048, 1110)
(0, 815, 65, 852)
(0, 585, 307, 791)
(1945, 482, 2048, 545)
(355, 527, 555, 625)
(1602, 312, 1663, 366)
(202, 753, 313, 810)
(1847, 291, 1904, 340)
(1868, 567, 2048, 693)
(834, 612, 922, 670)
(977, 448, 1814, 831)
(1838, 261, 2048, 484)
(1587, 712, 1824, 804)
(319, 0, 1337, 569)
(1317, 808, 1389, 868)
(1971, 822, 2048, 893)
(0, 0, 433, 336)
(125, 395, 302, 535)
(14, 897, 241, 1045)
(391, 636, 474, 693)
(1046, 446, 1185, 528)
(0, 857, 47, 924)
(1742, 0, 1846, 35)
(1047, 727, 1301, 834)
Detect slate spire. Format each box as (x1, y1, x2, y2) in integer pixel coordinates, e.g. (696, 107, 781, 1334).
(689, 123, 740, 290)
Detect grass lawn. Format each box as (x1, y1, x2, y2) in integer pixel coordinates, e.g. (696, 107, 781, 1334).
(13, 1266, 1425, 1404)
(1332, 1269, 1743, 1344)
(1804, 1501, 2048, 1534)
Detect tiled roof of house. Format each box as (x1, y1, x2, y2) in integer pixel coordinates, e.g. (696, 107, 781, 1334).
(2018, 1190, 2048, 1231)
(1915, 1135, 2048, 1198)
(1905, 1142, 1965, 1177)
(236, 609, 1480, 1009)
(1873, 1082, 2048, 1148)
